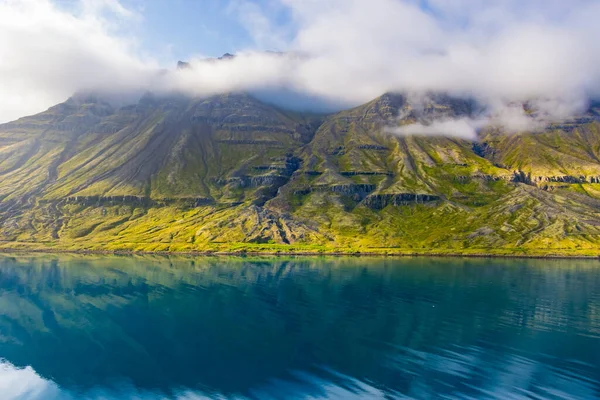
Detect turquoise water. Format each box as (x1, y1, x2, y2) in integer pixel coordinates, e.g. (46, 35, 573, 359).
(0, 255, 599, 399)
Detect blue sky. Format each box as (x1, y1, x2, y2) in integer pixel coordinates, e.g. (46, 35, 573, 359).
(52, 0, 274, 62)
(121, 0, 294, 63)
(114, 0, 461, 64)
(128, 0, 259, 60)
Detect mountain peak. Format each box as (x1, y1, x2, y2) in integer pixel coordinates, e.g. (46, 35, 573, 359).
(177, 53, 236, 69)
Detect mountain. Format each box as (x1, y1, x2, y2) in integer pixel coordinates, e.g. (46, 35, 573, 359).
(1, 90, 600, 256)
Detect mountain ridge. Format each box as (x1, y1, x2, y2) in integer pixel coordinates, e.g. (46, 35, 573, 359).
(1, 90, 600, 256)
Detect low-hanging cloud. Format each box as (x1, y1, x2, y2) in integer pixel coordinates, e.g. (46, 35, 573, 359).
(384, 98, 577, 140)
(0, 0, 159, 122)
(387, 118, 482, 140)
(2, 0, 600, 137)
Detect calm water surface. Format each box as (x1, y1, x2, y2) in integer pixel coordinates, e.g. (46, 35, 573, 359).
(0, 255, 599, 399)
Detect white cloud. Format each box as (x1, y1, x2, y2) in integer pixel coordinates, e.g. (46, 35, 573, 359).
(385, 99, 577, 139)
(387, 118, 481, 140)
(277, 0, 600, 114)
(80, 0, 135, 19)
(227, 0, 290, 51)
(0, 360, 60, 400)
(0, 358, 220, 399)
(0, 0, 155, 122)
(2, 0, 600, 138)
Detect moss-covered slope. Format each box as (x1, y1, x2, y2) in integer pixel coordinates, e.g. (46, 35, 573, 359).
(1, 92, 600, 256)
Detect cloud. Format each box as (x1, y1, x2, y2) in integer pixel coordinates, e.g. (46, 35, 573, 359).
(0, 360, 60, 400)
(276, 0, 600, 103)
(387, 118, 481, 140)
(0, 0, 155, 122)
(226, 0, 291, 50)
(385, 98, 578, 140)
(2, 0, 600, 137)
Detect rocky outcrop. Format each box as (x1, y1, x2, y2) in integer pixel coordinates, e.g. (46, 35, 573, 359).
(340, 171, 393, 176)
(472, 142, 494, 158)
(547, 117, 597, 132)
(363, 193, 440, 209)
(453, 173, 502, 183)
(510, 171, 600, 186)
(214, 175, 288, 188)
(249, 175, 289, 187)
(534, 175, 585, 184)
(160, 198, 214, 207)
(511, 171, 532, 184)
(328, 146, 345, 155)
(300, 171, 322, 176)
(254, 156, 300, 175)
(293, 184, 376, 200)
(214, 155, 301, 195)
(358, 144, 388, 151)
(326, 184, 376, 197)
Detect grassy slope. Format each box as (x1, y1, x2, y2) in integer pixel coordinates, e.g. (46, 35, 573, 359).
(1, 93, 600, 256)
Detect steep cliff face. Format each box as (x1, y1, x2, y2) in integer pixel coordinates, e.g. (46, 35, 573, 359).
(479, 108, 600, 179)
(271, 93, 508, 215)
(0, 92, 319, 205)
(1, 91, 600, 255)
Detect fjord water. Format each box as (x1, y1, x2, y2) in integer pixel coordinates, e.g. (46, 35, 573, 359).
(0, 256, 599, 399)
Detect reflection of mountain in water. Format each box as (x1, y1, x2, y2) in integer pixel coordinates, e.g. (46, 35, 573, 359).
(0, 255, 599, 399)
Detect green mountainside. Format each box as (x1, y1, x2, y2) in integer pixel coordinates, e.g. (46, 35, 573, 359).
(1, 91, 600, 256)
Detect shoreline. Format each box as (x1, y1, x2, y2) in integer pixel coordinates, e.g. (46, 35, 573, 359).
(0, 247, 598, 260)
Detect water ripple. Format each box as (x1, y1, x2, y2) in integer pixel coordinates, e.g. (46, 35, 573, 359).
(0, 255, 599, 399)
